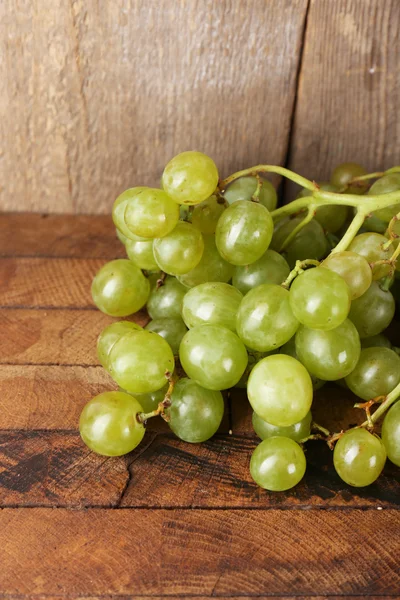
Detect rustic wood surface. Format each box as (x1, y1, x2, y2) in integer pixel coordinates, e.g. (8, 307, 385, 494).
(0, 214, 399, 598)
(0, 0, 308, 213)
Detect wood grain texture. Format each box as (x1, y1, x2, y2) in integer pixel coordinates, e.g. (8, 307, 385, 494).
(287, 0, 400, 197)
(0, 508, 399, 596)
(0, 0, 308, 213)
(0, 213, 125, 258)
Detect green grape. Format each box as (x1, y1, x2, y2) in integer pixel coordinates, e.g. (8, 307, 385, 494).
(280, 337, 325, 390)
(123, 188, 180, 239)
(146, 276, 187, 319)
(162, 151, 219, 205)
(368, 173, 400, 222)
(108, 330, 175, 393)
(349, 281, 395, 338)
(250, 437, 306, 491)
(121, 383, 169, 413)
(224, 176, 277, 211)
(321, 251, 372, 300)
(125, 239, 158, 271)
(179, 324, 248, 390)
(112, 187, 149, 240)
(236, 284, 299, 352)
(97, 321, 142, 370)
(330, 162, 367, 194)
(348, 232, 392, 280)
(191, 195, 226, 234)
(252, 410, 312, 442)
(361, 334, 391, 349)
(215, 200, 273, 266)
(177, 234, 234, 288)
(271, 216, 328, 267)
(382, 401, 400, 467)
(362, 212, 387, 234)
(289, 267, 351, 330)
(153, 222, 204, 275)
(333, 428, 386, 487)
(182, 282, 243, 331)
(247, 354, 313, 427)
(116, 227, 129, 245)
(79, 391, 145, 456)
(91, 259, 150, 317)
(345, 347, 400, 401)
(295, 319, 361, 381)
(167, 378, 224, 443)
(145, 317, 188, 355)
(232, 249, 290, 295)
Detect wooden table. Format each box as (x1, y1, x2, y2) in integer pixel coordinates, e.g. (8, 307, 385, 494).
(0, 213, 399, 599)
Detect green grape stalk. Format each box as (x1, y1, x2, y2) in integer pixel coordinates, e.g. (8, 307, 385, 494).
(81, 151, 400, 492)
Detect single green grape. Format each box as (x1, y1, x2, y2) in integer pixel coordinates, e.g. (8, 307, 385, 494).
(247, 354, 313, 427)
(333, 429, 386, 487)
(232, 249, 290, 295)
(382, 401, 400, 467)
(368, 173, 400, 222)
(177, 234, 234, 288)
(361, 334, 391, 349)
(250, 437, 306, 491)
(295, 319, 361, 381)
(79, 391, 145, 456)
(116, 227, 129, 245)
(236, 284, 299, 352)
(167, 378, 224, 443)
(97, 321, 142, 370)
(271, 216, 328, 267)
(362, 212, 388, 234)
(112, 187, 149, 240)
(280, 337, 325, 390)
(153, 222, 204, 275)
(252, 410, 312, 442)
(145, 317, 188, 355)
(162, 151, 219, 205)
(191, 195, 226, 234)
(345, 347, 400, 401)
(182, 282, 243, 331)
(289, 267, 351, 330)
(123, 187, 180, 239)
(91, 259, 150, 317)
(349, 281, 395, 338)
(348, 232, 392, 280)
(215, 200, 273, 265)
(330, 162, 367, 194)
(321, 251, 372, 300)
(179, 324, 248, 390)
(121, 383, 169, 413)
(125, 238, 158, 271)
(108, 330, 175, 394)
(223, 176, 277, 211)
(146, 276, 187, 319)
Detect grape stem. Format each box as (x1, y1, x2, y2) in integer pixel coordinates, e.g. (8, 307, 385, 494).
(279, 205, 317, 252)
(281, 259, 320, 290)
(329, 209, 366, 254)
(361, 383, 400, 428)
(137, 372, 177, 424)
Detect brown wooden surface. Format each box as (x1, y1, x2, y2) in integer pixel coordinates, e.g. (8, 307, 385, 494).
(0, 0, 308, 213)
(0, 214, 399, 598)
(287, 0, 400, 197)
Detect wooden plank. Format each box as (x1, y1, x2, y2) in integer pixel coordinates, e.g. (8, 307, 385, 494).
(0, 508, 398, 596)
(0, 213, 125, 258)
(2, 597, 396, 600)
(0, 0, 308, 213)
(0, 309, 147, 365)
(0, 258, 104, 308)
(287, 0, 400, 197)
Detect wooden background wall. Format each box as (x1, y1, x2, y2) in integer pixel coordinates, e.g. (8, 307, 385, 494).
(1, 0, 399, 214)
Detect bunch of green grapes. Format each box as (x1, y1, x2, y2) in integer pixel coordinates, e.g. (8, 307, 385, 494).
(80, 152, 400, 493)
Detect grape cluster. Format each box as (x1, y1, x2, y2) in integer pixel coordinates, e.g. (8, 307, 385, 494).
(80, 152, 400, 493)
